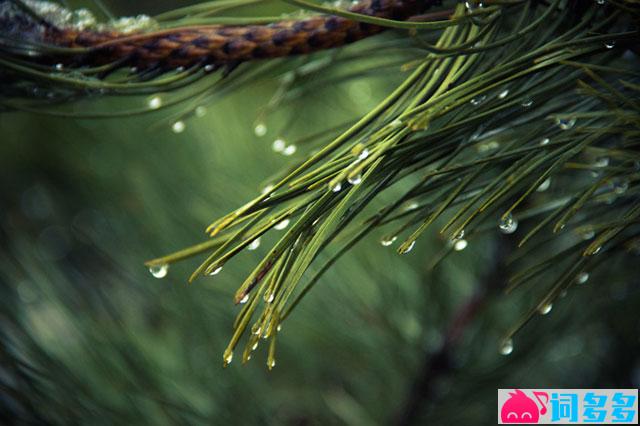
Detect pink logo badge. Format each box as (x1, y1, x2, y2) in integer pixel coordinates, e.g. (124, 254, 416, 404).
(500, 389, 549, 423)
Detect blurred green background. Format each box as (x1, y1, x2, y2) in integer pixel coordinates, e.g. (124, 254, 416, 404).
(1, 1, 639, 425)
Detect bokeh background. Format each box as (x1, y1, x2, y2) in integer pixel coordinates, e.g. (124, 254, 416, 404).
(1, 1, 639, 424)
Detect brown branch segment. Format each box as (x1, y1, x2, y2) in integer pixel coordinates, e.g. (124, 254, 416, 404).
(41, 0, 436, 70)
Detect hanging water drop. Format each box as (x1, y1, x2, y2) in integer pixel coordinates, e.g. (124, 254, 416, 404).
(499, 339, 513, 355)
(195, 106, 207, 117)
(272, 138, 286, 152)
(581, 230, 595, 240)
(252, 341, 258, 350)
(596, 0, 605, 4)
(380, 235, 397, 246)
(330, 180, 342, 192)
(521, 99, 533, 108)
(537, 178, 551, 192)
(265, 293, 275, 303)
(605, 40, 616, 49)
(593, 156, 609, 168)
(254, 123, 267, 137)
(267, 358, 276, 370)
(55, 63, 64, 71)
(261, 184, 274, 195)
(347, 173, 362, 185)
(223, 350, 233, 366)
(282, 145, 297, 156)
(277, 324, 282, 331)
(498, 89, 509, 99)
(147, 95, 162, 109)
(274, 218, 290, 230)
(247, 238, 261, 251)
(555, 117, 576, 130)
(454, 239, 468, 251)
(403, 201, 419, 211)
(400, 240, 416, 254)
(576, 271, 589, 284)
(204, 64, 216, 72)
(613, 179, 629, 195)
(539, 137, 550, 146)
(390, 118, 403, 128)
(171, 121, 186, 133)
(589, 246, 602, 256)
(149, 264, 168, 279)
(470, 95, 486, 106)
(208, 266, 222, 276)
(498, 213, 518, 234)
(239, 294, 250, 304)
(465, 0, 483, 11)
(538, 303, 553, 315)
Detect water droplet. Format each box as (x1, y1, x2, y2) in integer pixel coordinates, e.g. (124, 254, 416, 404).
(521, 99, 533, 108)
(347, 173, 362, 185)
(274, 218, 290, 230)
(581, 230, 595, 240)
(252, 342, 258, 350)
(555, 117, 576, 130)
(55, 63, 64, 71)
(330, 180, 342, 192)
(470, 95, 486, 106)
(596, 0, 605, 4)
(465, 0, 483, 11)
(380, 235, 397, 246)
(147, 95, 162, 109)
(498, 89, 509, 99)
(576, 271, 589, 284)
(477, 140, 500, 153)
(539, 137, 550, 146)
(605, 40, 616, 49)
(247, 238, 261, 251)
(453, 229, 465, 240)
(454, 239, 468, 251)
(261, 184, 274, 195)
(149, 264, 168, 279)
(589, 246, 602, 256)
(613, 179, 629, 194)
(282, 145, 297, 156)
(277, 324, 282, 331)
(223, 350, 233, 366)
(538, 303, 553, 315)
(593, 156, 609, 168)
(265, 293, 275, 303)
(254, 123, 267, 137)
(400, 240, 415, 254)
(499, 339, 513, 355)
(390, 118, 403, 128)
(403, 201, 419, 211)
(171, 121, 186, 133)
(204, 64, 215, 72)
(208, 266, 222, 276)
(499, 213, 518, 234)
(239, 294, 250, 304)
(267, 358, 276, 369)
(195, 106, 207, 117)
(272, 138, 286, 152)
(537, 178, 551, 192)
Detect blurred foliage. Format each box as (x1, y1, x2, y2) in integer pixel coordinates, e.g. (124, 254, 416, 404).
(1, 0, 640, 425)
